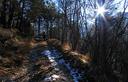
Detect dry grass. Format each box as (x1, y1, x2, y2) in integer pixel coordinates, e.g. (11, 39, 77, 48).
(69, 51, 91, 64)
(47, 39, 92, 64)
(0, 27, 17, 39)
(47, 39, 61, 47)
(62, 42, 72, 53)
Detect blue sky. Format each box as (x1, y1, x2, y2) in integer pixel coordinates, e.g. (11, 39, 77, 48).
(52, 0, 128, 12)
(113, 0, 128, 12)
(51, 0, 128, 25)
(51, 0, 59, 7)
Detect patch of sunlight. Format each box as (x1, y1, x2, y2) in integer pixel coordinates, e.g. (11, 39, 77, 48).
(70, 51, 91, 64)
(70, 51, 79, 56)
(80, 58, 89, 64)
(44, 74, 61, 81)
(62, 42, 71, 51)
(14, 37, 19, 42)
(79, 54, 91, 64)
(40, 41, 48, 46)
(52, 74, 60, 79)
(30, 42, 35, 47)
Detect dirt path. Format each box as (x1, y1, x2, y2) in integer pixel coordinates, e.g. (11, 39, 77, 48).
(0, 44, 74, 82)
(0, 39, 89, 82)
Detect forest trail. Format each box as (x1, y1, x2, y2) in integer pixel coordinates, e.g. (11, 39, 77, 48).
(26, 46, 74, 82)
(29, 39, 90, 82)
(0, 38, 90, 82)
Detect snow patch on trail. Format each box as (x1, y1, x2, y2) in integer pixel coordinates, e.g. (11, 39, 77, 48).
(41, 49, 84, 82)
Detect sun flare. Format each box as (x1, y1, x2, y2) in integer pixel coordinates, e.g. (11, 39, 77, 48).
(97, 7, 106, 16)
(95, 3, 108, 18)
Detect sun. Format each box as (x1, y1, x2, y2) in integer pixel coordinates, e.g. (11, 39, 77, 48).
(95, 3, 108, 17)
(97, 7, 106, 16)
